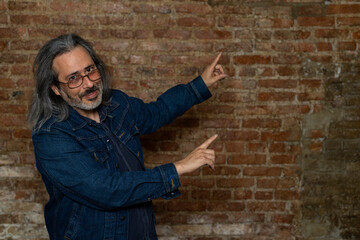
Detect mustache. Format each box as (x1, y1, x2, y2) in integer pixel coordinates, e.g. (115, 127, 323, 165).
(79, 86, 99, 98)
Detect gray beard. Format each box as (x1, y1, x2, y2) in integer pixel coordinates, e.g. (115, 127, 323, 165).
(60, 85, 103, 111)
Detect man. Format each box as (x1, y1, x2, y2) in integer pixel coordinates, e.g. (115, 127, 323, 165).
(29, 33, 226, 239)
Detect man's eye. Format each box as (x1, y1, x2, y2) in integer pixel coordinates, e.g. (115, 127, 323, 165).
(85, 66, 95, 73)
(68, 75, 81, 82)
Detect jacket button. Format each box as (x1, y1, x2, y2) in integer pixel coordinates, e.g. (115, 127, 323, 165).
(121, 216, 126, 221)
(116, 163, 119, 168)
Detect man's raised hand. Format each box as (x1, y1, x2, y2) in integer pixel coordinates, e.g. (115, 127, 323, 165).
(201, 52, 227, 87)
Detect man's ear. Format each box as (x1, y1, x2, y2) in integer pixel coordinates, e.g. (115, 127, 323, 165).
(51, 84, 61, 96)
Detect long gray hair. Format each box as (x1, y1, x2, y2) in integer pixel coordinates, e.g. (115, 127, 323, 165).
(28, 34, 112, 131)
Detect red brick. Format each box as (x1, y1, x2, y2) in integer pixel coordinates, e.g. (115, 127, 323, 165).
(315, 29, 349, 38)
(177, 17, 215, 27)
(213, 5, 252, 15)
(258, 79, 297, 89)
(197, 104, 234, 114)
(174, 42, 213, 52)
(217, 178, 255, 188)
(0, 115, 27, 127)
(273, 55, 301, 64)
(261, 130, 300, 141)
(219, 130, 259, 141)
(258, 18, 294, 28)
(212, 190, 232, 200)
(243, 167, 282, 176)
(274, 105, 310, 115)
(195, 30, 232, 40)
(175, 3, 213, 15)
(295, 43, 316, 52)
(234, 55, 271, 65)
(0, 78, 15, 88)
(202, 118, 239, 129)
(310, 130, 323, 138)
(222, 79, 256, 90)
(247, 202, 286, 212)
(151, 55, 188, 65)
(50, 1, 89, 12)
(308, 141, 323, 152)
(297, 17, 334, 27)
(276, 67, 294, 76)
(0, 130, 12, 140)
(295, 5, 322, 16)
(255, 191, 273, 200)
(192, 190, 210, 200)
(52, 15, 95, 26)
(247, 143, 266, 153)
(228, 154, 266, 165)
(137, 16, 175, 27)
(258, 92, 295, 102)
(219, 92, 255, 103)
(317, 42, 333, 51)
(269, 143, 286, 153)
(274, 30, 310, 40)
(218, 16, 255, 27)
(298, 92, 325, 101)
(10, 15, 49, 25)
(338, 41, 357, 51)
(225, 142, 245, 153)
(134, 3, 171, 13)
(228, 202, 246, 212)
(167, 201, 207, 212)
(326, 4, 360, 14)
(153, 29, 191, 40)
(271, 214, 294, 224)
(6, 140, 27, 151)
(237, 105, 273, 116)
(95, 16, 134, 26)
(1, 104, 27, 114)
(234, 190, 253, 200)
(203, 166, 241, 176)
(28, 28, 64, 38)
(275, 190, 300, 200)
(91, 2, 131, 13)
(299, 79, 322, 88)
(181, 178, 215, 188)
(257, 178, 296, 189)
(8, 1, 46, 11)
(243, 119, 281, 129)
(270, 155, 297, 164)
(338, 17, 360, 26)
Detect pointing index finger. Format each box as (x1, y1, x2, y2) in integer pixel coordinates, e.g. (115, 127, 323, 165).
(210, 52, 222, 68)
(199, 134, 218, 149)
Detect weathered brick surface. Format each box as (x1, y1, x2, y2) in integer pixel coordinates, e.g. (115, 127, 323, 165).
(0, 0, 359, 239)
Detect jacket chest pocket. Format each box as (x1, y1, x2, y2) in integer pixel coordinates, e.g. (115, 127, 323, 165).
(117, 122, 143, 161)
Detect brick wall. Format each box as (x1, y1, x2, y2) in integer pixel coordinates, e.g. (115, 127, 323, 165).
(0, 0, 359, 239)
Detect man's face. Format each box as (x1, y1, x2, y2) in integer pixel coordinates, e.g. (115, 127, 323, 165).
(51, 46, 103, 112)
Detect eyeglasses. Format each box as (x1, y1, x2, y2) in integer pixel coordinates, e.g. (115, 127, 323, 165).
(57, 66, 101, 89)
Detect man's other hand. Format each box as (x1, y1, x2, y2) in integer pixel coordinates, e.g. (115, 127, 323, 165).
(174, 134, 218, 176)
(201, 52, 227, 87)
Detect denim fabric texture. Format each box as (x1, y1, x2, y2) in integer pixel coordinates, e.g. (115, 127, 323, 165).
(32, 76, 212, 239)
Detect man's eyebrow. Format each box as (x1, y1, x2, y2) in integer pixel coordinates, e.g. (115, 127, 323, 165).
(65, 64, 95, 79)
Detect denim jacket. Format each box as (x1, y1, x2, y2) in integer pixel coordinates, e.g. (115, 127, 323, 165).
(32, 76, 211, 240)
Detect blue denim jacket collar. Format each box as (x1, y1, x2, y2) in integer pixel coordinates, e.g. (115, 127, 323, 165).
(66, 96, 123, 131)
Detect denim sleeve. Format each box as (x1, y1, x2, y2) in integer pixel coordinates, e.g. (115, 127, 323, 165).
(128, 75, 212, 135)
(33, 130, 181, 211)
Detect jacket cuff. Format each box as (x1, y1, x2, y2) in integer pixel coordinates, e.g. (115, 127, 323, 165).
(157, 163, 181, 193)
(189, 75, 212, 103)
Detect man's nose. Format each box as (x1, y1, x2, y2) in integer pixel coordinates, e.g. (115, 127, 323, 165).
(82, 75, 94, 88)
